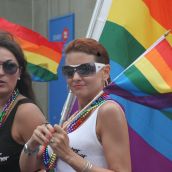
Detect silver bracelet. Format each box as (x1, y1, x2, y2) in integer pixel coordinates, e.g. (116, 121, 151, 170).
(23, 143, 39, 156)
(82, 160, 93, 172)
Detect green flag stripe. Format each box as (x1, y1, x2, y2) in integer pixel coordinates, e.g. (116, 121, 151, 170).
(99, 21, 145, 68)
(27, 63, 57, 81)
(124, 65, 159, 95)
(162, 111, 172, 120)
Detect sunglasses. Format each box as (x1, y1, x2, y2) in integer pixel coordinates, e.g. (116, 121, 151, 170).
(62, 62, 105, 78)
(0, 60, 19, 75)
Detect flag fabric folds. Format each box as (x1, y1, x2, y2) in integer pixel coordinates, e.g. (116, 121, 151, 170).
(99, 0, 172, 78)
(96, 0, 172, 171)
(0, 18, 63, 81)
(104, 37, 172, 172)
(105, 36, 172, 116)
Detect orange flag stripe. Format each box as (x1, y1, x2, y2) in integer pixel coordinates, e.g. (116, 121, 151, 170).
(16, 37, 61, 63)
(146, 49, 172, 88)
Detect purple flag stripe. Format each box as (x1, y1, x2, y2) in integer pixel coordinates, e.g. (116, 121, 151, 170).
(129, 126, 172, 172)
(104, 83, 172, 110)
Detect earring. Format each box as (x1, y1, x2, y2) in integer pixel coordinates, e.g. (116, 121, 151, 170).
(104, 79, 108, 87)
(18, 77, 21, 80)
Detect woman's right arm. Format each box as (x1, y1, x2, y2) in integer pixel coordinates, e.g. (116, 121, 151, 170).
(18, 103, 54, 172)
(20, 131, 45, 172)
(20, 123, 55, 172)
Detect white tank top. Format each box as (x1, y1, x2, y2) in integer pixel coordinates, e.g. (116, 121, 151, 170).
(55, 102, 108, 172)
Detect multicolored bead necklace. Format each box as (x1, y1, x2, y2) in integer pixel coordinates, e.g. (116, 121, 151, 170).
(0, 89, 19, 128)
(66, 92, 110, 133)
(42, 92, 110, 170)
(42, 145, 57, 170)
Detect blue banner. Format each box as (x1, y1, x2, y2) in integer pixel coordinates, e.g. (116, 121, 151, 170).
(48, 13, 75, 124)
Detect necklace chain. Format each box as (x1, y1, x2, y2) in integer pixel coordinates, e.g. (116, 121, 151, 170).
(0, 89, 19, 128)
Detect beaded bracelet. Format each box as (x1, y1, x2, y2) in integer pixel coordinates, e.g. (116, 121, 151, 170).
(42, 145, 57, 170)
(82, 160, 93, 172)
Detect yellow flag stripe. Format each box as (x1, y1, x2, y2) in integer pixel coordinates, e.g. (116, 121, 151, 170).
(24, 51, 58, 74)
(135, 57, 171, 93)
(108, 0, 172, 48)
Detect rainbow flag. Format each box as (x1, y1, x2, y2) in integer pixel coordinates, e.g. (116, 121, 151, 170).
(99, 0, 172, 78)
(0, 18, 63, 81)
(92, 0, 172, 171)
(104, 37, 172, 170)
(105, 36, 172, 113)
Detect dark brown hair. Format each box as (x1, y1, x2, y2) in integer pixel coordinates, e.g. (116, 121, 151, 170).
(0, 30, 35, 101)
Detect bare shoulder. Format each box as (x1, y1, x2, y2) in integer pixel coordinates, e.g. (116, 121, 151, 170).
(96, 100, 127, 134)
(98, 100, 125, 121)
(16, 102, 45, 122)
(14, 100, 46, 143)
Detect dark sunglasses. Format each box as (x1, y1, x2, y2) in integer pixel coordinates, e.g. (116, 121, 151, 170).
(0, 60, 19, 75)
(62, 62, 105, 78)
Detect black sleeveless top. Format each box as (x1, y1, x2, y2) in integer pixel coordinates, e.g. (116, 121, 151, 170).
(0, 98, 33, 172)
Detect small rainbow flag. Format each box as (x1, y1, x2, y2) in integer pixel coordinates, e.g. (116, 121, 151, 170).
(105, 34, 172, 115)
(0, 18, 63, 81)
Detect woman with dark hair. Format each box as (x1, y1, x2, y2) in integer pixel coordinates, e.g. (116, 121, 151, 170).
(0, 31, 46, 171)
(20, 38, 131, 172)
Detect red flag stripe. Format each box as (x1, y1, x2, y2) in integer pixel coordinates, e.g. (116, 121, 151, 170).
(143, 0, 172, 30)
(0, 18, 63, 52)
(156, 40, 172, 69)
(16, 37, 61, 63)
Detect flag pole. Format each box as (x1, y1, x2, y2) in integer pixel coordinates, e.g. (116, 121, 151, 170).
(59, 0, 105, 126)
(111, 32, 168, 83)
(59, 90, 76, 125)
(164, 29, 171, 37)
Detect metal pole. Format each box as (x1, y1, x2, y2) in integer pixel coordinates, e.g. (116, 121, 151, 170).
(86, 0, 104, 38)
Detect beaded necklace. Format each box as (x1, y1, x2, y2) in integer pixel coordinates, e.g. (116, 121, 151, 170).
(0, 89, 19, 128)
(42, 92, 110, 170)
(66, 93, 110, 133)
(42, 145, 57, 170)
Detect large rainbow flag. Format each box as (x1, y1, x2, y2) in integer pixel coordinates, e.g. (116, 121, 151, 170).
(0, 18, 63, 81)
(104, 37, 172, 171)
(99, 0, 172, 77)
(93, 0, 172, 171)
